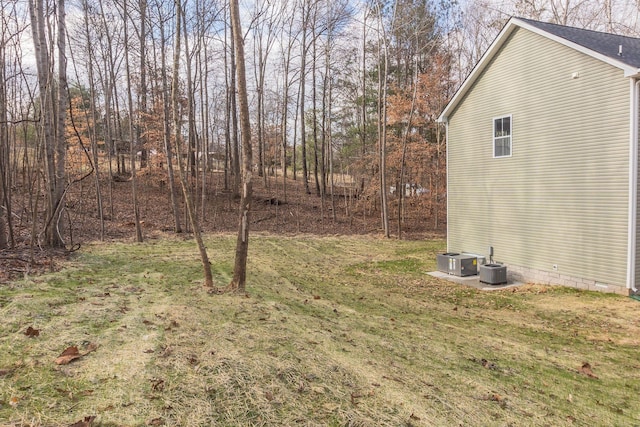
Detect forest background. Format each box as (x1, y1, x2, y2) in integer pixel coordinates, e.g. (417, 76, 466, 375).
(1, 0, 639, 265)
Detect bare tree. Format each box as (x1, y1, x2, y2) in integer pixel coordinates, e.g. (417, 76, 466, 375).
(227, 8, 241, 197)
(228, 0, 254, 292)
(172, 0, 214, 288)
(29, 0, 69, 247)
(299, 0, 311, 194)
(139, 0, 149, 169)
(311, 4, 321, 198)
(0, 1, 11, 249)
(122, 0, 144, 242)
(80, 0, 105, 241)
(95, 0, 121, 220)
(277, 1, 300, 201)
(251, 0, 281, 183)
(374, 0, 391, 238)
(152, 0, 182, 233)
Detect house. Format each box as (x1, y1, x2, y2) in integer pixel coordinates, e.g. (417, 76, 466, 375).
(437, 17, 640, 295)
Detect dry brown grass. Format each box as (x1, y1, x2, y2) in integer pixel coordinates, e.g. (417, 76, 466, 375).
(1, 234, 640, 426)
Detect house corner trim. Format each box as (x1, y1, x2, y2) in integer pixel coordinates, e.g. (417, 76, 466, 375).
(628, 79, 639, 293)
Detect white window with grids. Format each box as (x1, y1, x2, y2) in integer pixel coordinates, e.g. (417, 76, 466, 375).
(493, 115, 512, 158)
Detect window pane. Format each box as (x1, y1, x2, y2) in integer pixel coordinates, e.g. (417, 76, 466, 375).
(495, 136, 511, 157)
(503, 140, 511, 156)
(494, 116, 511, 157)
(494, 118, 502, 138)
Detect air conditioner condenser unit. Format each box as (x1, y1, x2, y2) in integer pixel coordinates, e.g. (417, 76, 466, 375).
(479, 264, 508, 285)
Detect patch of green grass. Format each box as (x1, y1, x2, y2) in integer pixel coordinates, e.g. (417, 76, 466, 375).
(367, 257, 425, 274)
(1, 234, 640, 426)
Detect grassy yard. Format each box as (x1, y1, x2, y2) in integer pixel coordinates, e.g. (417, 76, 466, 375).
(1, 234, 640, 426)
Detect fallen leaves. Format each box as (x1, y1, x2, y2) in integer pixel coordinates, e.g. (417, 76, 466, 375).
(24, 326, 40, 338)
(471, 357, 498, 370)
(479, 392, 508, 408)
(56, 347, 82, 365)
(55, 343, 98, 365)
(579, 362, 598, 379)
(480, 359, 498, 370)
(350, 391, 363, 405)
(68, 416, 96, 427)
(150, 378, 165, 392)
(489, 393, 505, 403)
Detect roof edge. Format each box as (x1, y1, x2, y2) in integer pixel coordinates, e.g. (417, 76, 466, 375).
(438, 17, 639, 123)
(438, 18, 519, 122)
(515, 18, 638, 74)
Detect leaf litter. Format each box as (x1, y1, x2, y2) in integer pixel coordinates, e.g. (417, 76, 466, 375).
(24, 326, 40, 337)
(55, 343, 99, 365)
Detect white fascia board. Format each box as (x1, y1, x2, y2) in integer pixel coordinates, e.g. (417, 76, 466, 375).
(437, 19, 520, 123)
(437, 17, 640, 122)
(445, 121, 449, 251)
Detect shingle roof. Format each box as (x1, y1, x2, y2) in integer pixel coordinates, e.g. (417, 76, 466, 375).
(517, 17, 640, 68)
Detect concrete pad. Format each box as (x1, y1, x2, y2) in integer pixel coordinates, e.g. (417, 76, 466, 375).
(427, 271, 525, 291)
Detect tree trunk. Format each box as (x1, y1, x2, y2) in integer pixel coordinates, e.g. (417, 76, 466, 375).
(171, 0, 213, 288)
(173, 0, 213, 288)
(53, 0, 69, 246)
(0, 41, 7, 249)
(82, 0, 105, 241)
(280, 47, 291, 200)
(326, 40, 336, 222)
(123, 0, 143, 243)
(158, 2, 182, 233)
(279, 6, 297, 200)
(397, 58, 418, 239)
(229, 0, 254, 293)
(299, 0, 310, 194)
(361, 8, 368, 158)
(181, 9, 197, 181)
(224, 19, 231, 192)
(29, 0, 61, 247)
(199, 21, 211, 221)
(311, 20, 320, 198)
(377, 4, 390, 238)
(139, 0, 148, 169)
(229, 21, 241, 198)
(254, 34, 265, 180)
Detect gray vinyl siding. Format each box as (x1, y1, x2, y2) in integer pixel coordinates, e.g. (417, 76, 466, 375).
(447, 27, 631, 288)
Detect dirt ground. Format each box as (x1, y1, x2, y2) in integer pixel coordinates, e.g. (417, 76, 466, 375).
(0, 169, 444, 282)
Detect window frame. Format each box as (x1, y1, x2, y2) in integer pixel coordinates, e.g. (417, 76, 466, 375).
(493, 114, 513, 158)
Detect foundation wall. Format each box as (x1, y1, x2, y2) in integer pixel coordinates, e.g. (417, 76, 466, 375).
(506, 264, 630, 295)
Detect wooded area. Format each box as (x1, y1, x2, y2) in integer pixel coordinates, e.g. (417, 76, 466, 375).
(1, 0, 639, 257)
